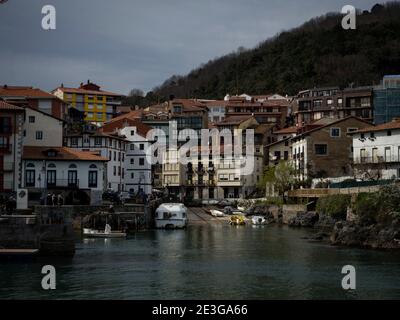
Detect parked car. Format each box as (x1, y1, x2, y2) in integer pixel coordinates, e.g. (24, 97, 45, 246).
(217, 199, 235, 207)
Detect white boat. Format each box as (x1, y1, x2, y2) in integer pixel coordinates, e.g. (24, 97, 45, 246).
(155, 203, 188, 229)
(251, 216, 268, 225)
(210, 209, 224, 217)
(83, 224, 126, 238)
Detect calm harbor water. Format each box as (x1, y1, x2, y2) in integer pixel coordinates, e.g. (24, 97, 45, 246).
(0, 224, 399, 299)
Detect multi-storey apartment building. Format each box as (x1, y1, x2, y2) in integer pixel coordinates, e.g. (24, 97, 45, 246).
(53, 81, 123, 123)
(198, 100, 227, 124)
(23, 107, 65, 147)
(169, 99, 209, 140)
(119, 125, 153, 195)
(224, 96, 288, 128)
(64, 131, 128, 192)
(0, 101, 24, 196)
(351, 119, 400, 180)
(0, 85, 68, 119)
(295, 86, 373, 127)
(162, 115, 264, 201)
(373, 75, 400, 125)
(291, 117, 371, 180)
(266, 126, 298, 166)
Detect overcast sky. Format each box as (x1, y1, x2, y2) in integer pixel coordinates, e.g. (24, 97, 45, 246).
(0, 0, 380, 95)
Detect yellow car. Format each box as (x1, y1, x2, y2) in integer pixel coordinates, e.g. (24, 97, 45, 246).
(229, 215, 246, 226)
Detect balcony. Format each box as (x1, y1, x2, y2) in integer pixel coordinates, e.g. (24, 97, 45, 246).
(27, 179, 80, 189)
(0, 162, 14, 172)
(354, 156, 400, 164)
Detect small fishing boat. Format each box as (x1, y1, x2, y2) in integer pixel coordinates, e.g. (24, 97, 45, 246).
(251, 215, 268, 225)
(210, 209, 225, 217)
(155, 203, 188, 229)
(229, 215, 246, 226)
(83, 224, 126, 238)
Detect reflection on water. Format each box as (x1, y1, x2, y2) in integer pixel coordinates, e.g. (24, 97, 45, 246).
(0, 225, 399, 299)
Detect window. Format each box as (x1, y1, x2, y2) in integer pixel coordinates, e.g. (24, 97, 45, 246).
(284, 151, 289, 160)
(173, 105, 182, 113)
(0, 117, 11, 134)
(370, 132, 375, 139)
(68, 170, 78, 187)
(130, 158, 134, 164)
(130, 144, 135, 151)
(131, 172, 134, 179)
(29, 116, 35, 123)
(315, 144, 328, 155)
(0, 136, 9, 149)
(131, 130, 135, 136)
(330, 128, 341, 137)
(88, 171, 98, 188)
(140, 144, 144, 150)
(113, 166, 116, 176)
(387, 130, 392, 136)
(71, 137, 78, 146)
(25, 170, 35, 187)
(47, 170, 56, 187)
(36, 131, 43, 140)
(139, 158, 145, 166)
(95, 137, 102, 145)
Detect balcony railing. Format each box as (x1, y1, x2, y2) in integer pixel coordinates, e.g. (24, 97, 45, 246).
(354, 156, 400, 164)
(27, 179, 80, 189)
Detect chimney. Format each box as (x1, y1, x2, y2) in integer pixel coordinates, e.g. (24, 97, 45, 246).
(61, 83, 64, 88)
(3, 84, 7, 89)
(87, 79, 90, 84)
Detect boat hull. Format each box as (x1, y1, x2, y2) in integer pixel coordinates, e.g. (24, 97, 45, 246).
(155, 218, 187, 229)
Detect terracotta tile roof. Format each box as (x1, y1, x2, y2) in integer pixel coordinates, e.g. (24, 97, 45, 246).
(273, 126, 298, 135)
(0, 86, 55, 99)
(202, 100, 227, 107)
(254, 123, 275, 134)
(106, 109, 143, 124)
(101, 116, 152, 138)
(54, 86, 123, 97)
(216, 115, 254, 125)
(351, 119, 400, 134)
(170, 99, 208, 112)
(293, 116, 372, 140)
(22, 146, 108, 161)
(0, 100, 24, 111)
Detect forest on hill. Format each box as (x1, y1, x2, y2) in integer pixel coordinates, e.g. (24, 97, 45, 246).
(148, 2, 400, 101)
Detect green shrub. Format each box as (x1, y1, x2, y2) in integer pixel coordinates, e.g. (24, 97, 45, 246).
(316, 194, 351, 220)
(352, 192, 379, 224)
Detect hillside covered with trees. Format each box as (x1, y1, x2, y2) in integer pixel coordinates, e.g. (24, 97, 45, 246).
(151, 2, 400, 100)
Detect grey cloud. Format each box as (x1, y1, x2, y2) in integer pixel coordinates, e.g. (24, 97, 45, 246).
(0, 0, 379, 94)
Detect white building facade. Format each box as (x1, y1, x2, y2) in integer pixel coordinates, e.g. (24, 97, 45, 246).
(22, 147, 107, 205)
(120, 126, 152, 195)
(64, 132, 128, 192)
(352, 120, 400, 180)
